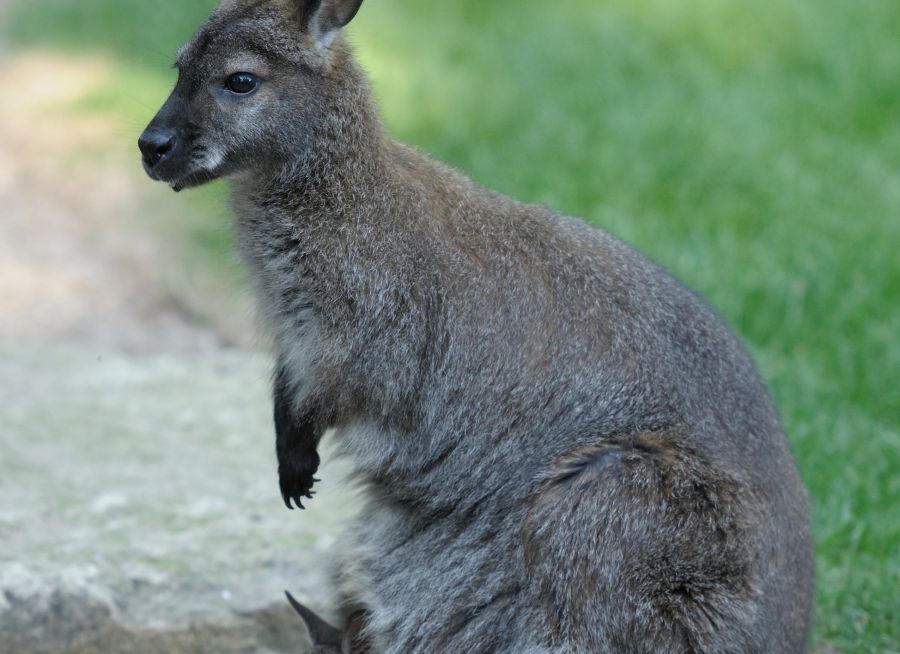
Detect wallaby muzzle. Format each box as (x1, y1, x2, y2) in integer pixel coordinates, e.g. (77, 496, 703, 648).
(139, 91, 214, 192)
(138, 126, 178, 169)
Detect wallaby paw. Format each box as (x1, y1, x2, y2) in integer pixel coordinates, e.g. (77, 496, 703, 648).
(279, 449, 321, 510)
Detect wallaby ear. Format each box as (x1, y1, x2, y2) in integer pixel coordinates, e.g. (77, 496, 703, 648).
(298, 0, 364, 47)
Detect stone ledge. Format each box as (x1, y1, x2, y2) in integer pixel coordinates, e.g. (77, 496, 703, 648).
(0, 347, 354, 653)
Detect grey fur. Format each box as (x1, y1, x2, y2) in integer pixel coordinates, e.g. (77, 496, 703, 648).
(139, 1, 815, 652)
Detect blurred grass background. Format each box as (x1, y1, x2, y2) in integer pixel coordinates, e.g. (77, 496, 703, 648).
(5, 0, 898, 650)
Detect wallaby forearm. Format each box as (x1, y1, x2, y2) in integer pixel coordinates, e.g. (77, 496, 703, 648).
(273, 358, 327, 509)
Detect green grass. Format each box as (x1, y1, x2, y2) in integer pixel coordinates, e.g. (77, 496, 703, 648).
(7, 0, 899, 650)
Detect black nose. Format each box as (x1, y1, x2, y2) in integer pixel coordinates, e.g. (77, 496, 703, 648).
(138, 128, 177, 168)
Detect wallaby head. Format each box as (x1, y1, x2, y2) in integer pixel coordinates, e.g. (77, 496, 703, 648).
(139, 0, 367, 191)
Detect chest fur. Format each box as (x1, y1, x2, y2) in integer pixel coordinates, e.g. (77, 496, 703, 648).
(234, 202, 323, 391)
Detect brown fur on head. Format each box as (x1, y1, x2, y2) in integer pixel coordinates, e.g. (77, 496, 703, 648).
(138, 0, 366, 191)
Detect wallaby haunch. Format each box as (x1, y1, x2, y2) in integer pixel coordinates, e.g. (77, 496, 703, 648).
(139, 1, 815, 651)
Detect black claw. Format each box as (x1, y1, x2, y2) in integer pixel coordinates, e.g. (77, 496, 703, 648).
(295, 497, 305, 510)
(313, 477, 321, 483)
(283, 496, 294, 510)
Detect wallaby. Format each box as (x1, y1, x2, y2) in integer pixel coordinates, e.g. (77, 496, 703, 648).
(139, 0, 815, 651)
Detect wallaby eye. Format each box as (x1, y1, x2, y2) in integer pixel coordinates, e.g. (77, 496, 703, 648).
(224, 72, 259, 95)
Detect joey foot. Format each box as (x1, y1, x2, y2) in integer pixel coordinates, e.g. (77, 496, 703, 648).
(279, 447, 321, 510)
(286, 591, 372, 654)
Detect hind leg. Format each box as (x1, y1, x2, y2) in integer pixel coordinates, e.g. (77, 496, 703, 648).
(523, 431, 764, 654)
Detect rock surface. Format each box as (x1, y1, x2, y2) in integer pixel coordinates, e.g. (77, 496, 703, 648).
(0, 346, 356, 653)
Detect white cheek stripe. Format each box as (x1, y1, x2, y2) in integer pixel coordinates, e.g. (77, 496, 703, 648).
(203, 147, 226, 171)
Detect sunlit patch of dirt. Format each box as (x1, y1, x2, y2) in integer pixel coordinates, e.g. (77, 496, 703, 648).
(0, 52, 239, 353)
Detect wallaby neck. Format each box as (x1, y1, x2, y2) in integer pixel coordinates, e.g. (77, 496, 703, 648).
(228, 45, 429, 369)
